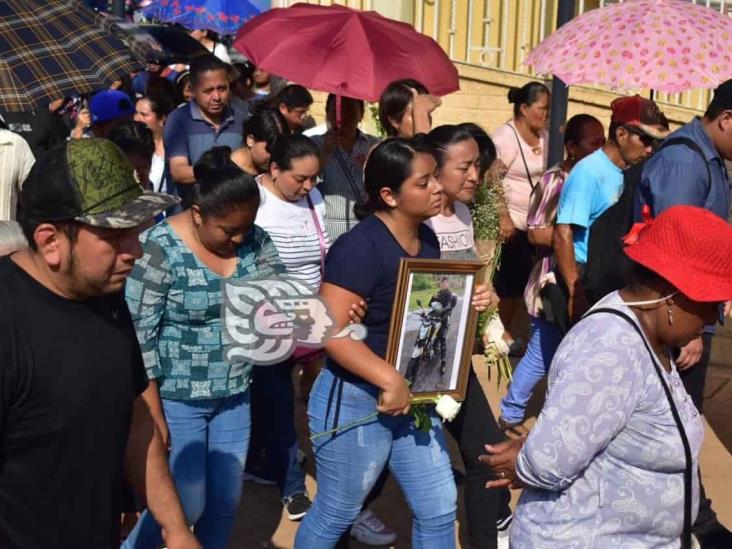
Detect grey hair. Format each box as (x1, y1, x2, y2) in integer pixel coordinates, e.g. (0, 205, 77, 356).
(0, 220, 28, 256)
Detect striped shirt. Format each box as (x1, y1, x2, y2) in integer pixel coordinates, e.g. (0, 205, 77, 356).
(524, 164, 567, 317)
(310, 131, 380, 243)
(255, 179, 330, 291)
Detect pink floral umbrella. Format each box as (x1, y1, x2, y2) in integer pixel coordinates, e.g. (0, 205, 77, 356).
(524, 0, 732, 93)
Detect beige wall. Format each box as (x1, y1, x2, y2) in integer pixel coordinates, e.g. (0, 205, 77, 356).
(307, 62, 700, 138)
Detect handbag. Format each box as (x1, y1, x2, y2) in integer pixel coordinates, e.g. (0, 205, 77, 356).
(291, 194, 328, 363)
(584, 307, 694, 549)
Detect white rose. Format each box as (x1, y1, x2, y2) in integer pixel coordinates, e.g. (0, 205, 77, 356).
(434, 394, 462, 422)
(485, 315, 510, 355)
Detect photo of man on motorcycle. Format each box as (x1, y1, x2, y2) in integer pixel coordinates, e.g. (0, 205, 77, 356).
(405, 277, 458, 384)
(430, 277, 458, 372)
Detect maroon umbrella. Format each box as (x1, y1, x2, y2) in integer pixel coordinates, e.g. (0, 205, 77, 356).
(233, 2, 458, 102)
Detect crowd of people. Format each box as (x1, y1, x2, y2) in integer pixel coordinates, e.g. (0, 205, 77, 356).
(0, 23, 732, 549)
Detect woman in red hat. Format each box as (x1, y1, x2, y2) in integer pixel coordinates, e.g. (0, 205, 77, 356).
(480, 205, 732, 548)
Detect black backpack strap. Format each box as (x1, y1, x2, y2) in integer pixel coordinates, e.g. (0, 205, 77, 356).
(656, 136, 712, 188)
(584, 307, 693, 549)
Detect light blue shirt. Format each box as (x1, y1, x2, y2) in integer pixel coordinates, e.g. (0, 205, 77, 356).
(556, 148, 623, 263)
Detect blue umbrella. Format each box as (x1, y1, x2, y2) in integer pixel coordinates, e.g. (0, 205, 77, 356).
(141, 0, 261, 36)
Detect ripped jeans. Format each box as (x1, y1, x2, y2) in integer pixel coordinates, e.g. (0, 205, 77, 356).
(295, 367, 457, 549)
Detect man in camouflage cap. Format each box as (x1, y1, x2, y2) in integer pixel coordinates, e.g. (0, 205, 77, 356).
(0, 139, 199, 548)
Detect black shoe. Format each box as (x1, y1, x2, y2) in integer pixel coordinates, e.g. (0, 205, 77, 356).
(695, 521, 732, 548)
(440, 360, 446, 374)
(284, 491, 312, 521)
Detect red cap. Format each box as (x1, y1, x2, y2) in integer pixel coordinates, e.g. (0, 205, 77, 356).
(624, 206, 732, 302)
(611, 95, 670, 140)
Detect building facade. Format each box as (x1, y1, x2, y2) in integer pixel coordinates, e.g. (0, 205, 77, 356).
(275, 0, 732, 133)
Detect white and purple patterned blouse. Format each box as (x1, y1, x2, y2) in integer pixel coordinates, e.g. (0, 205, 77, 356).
(511, 291, 705, 548)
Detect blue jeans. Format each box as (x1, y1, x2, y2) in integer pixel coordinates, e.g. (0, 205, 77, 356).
(246, 363, 306, 499)
(295, 368, 457, 549)
(500, 316, 563, 424)
(122, 391, 251, 549)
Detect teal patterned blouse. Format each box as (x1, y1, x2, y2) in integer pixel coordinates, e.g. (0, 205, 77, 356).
(125, 221, 285, 401)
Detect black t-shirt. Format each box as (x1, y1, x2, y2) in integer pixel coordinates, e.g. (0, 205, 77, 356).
(0, 257, 148, 548)
(430, 289, 457, 311)
(323, 215, 441, 359)
(0, 110, 68, 158)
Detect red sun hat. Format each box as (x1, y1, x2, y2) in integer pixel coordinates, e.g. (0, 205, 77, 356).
(624, 205, 732, 302)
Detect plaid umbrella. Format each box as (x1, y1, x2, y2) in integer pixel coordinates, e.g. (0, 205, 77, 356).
(0, 0, 140, 112)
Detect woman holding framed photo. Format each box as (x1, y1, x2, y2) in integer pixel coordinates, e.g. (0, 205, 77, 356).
(295, 137, 492, 548)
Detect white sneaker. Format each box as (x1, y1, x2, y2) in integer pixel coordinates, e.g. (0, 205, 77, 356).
(497, 513, 512, 549)
(351, 509, 397, 546)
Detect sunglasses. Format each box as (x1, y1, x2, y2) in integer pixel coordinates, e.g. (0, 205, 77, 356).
(623, 125, 660, 148)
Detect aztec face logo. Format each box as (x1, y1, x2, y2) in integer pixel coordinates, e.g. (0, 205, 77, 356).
(222, 278, 366, 366)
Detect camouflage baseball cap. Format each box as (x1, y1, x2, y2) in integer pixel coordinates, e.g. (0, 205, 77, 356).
(20, 138, 179, 229)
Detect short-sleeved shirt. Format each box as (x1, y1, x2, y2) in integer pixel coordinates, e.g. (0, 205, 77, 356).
(556, 148, 623, 264)
(524, 164, 568, 317)
(255, 179, 331, 291)
(310, 131, 380, 242)
(491, 122, 548, 231)
(125, 221, 285, 401)
(0, 256, 147, 548)
(163, 101, 245, 207)
(323, 214, 440, 360)
(635, 117, 731, 222)
(423, 202, 475, 260)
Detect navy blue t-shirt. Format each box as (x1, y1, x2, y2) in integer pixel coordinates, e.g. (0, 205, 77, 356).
(323, 214, 440, 360)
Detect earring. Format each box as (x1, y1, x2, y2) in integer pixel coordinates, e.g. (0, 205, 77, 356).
(667, 304, 674, 325)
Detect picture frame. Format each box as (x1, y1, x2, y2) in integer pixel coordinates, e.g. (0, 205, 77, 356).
(385, 258, 485, 401)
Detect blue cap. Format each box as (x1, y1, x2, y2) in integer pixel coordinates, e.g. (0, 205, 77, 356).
(90, 90, 134, 124)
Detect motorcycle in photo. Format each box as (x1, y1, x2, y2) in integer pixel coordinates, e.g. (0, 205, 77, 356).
(404, 300, 449, 384)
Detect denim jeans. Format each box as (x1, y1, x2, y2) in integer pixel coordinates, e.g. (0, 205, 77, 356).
(122, 391, 251, 549)
(295, 368, 457, 549)
(500, 316, 563, 424)
(246, 363, 306, 499)
(359, 368, 512, 549)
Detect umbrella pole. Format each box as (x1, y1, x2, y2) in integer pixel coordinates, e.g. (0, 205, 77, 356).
(336, 95, 342, 130)
(547, 0, 576, 168)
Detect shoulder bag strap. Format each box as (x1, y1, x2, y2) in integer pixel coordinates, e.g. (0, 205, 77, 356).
(306, 194, 327, 280)
(332, 147, 367, 202)
(507, 123, 537, 191)
(585, 307, 693, 549)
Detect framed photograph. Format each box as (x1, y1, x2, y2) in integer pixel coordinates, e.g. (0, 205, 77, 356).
(385, 259, 485, 401)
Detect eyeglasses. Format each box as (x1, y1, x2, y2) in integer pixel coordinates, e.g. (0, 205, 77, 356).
(623, 125, 660, 148)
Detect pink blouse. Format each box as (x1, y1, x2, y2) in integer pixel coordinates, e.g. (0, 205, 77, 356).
(491, 122, 548, 231)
